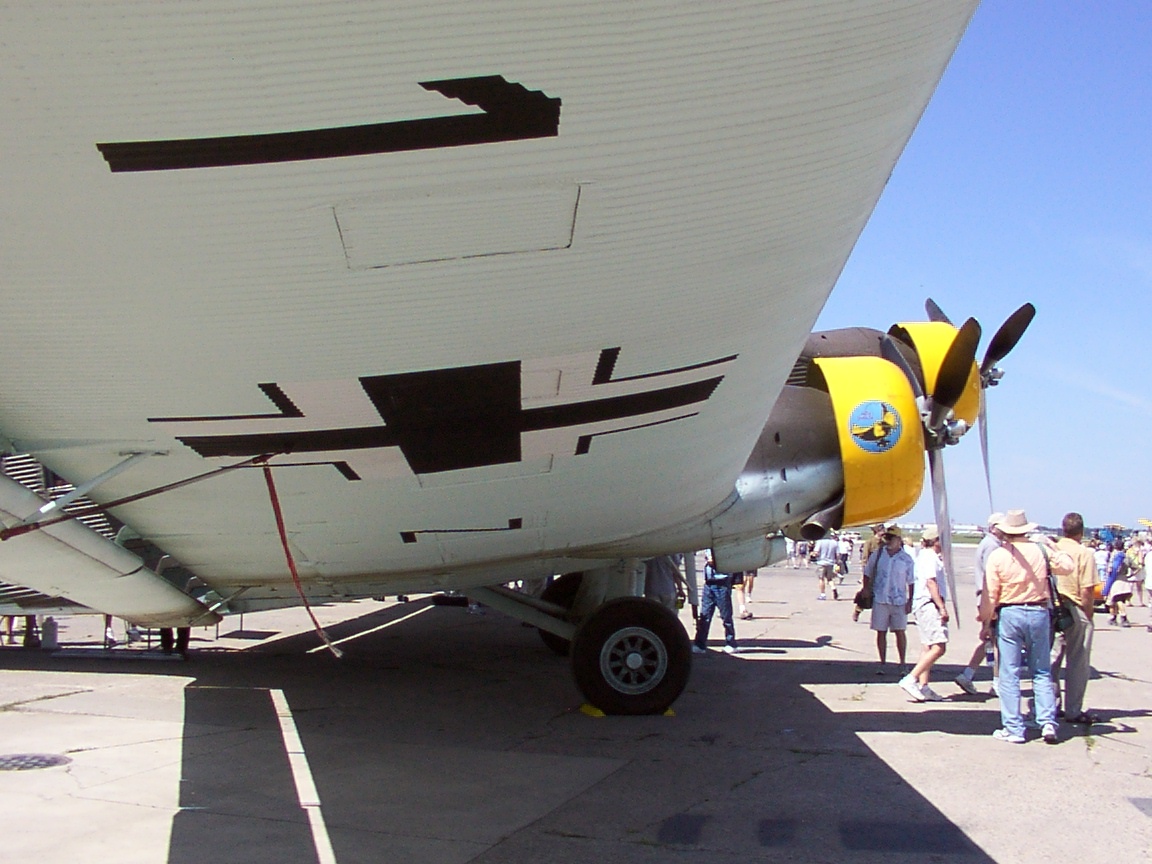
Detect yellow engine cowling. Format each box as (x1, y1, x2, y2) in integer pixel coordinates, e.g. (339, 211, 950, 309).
(890, 321, 981, 426)
(813, 355, 925, 527)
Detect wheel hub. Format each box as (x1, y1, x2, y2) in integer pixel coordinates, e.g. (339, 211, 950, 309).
(599, 626, 668, 695)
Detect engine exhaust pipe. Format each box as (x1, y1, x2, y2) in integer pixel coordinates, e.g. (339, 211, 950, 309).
(800, 495, 845, 541)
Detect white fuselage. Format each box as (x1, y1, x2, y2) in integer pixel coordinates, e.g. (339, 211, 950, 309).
(0, 2, 978, 612)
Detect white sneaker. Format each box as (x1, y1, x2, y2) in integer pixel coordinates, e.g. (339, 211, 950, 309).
(992, 728, 1025, 744)
(1042, 723, 1058, 744)
(954, 674, 978, 696)
(722, 644, 739, 654)
(899, 675, 925, 702)
(921, 685, 945, 702)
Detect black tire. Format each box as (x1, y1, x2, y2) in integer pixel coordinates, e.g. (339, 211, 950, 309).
(537, 572, 583, 656)
(570, 597, 692, 715)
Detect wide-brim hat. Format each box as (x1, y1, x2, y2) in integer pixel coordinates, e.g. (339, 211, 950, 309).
(883, 525, 903, 539)
(921, 525, 940, 542)
(994, 509, 1036, 535)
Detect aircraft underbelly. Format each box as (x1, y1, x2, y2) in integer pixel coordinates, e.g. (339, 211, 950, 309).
(0, 2, 978, 590)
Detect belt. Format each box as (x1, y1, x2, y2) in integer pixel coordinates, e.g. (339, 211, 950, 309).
(998, 601, 1046, 607)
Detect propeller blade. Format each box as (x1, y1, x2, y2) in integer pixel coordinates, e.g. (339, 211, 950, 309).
(979, 391, 994, 512)
(925, 298, 953, 325)
(931, 317, 982, 414)
(880, 335, 925, 399)
(981, 302, 1036, 375)
(928, 448, 960, 627)
(885, 325, 928, 396)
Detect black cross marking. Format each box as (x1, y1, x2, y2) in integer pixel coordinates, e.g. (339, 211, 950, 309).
(151, 349, 733, 476)
(97, 76, 560, 172)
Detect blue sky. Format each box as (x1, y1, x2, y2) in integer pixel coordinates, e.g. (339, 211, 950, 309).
(815, 1, 1152, 530)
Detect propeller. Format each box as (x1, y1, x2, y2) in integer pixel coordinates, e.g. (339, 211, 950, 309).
(925, 297, 953, 325)
(981, 302, 1036, 378)
(925, 300, 1036, 513)
(881, 317, 981, 624)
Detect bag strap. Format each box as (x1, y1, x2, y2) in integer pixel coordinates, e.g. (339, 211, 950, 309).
(1035, 543, 1060, 610)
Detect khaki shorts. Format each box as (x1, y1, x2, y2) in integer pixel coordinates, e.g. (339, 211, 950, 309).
(870, 602, 907, 632)
(914, 603, 949, 645)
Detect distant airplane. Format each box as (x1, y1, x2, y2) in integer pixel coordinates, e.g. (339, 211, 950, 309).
(0, 2, 986, 713)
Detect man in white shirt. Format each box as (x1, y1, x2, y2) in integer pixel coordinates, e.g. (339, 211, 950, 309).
(814, 533, 841, 601)
(901, 525, 950, 701)
(862, 525, 915, 674)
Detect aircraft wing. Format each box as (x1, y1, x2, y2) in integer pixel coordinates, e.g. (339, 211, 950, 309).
(0, 3, 980, 618)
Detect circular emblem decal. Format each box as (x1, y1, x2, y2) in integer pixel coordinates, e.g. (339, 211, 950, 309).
(849, 401, 902, 453)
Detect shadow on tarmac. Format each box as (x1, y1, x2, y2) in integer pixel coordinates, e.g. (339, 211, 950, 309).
(4, 601, 1018, 863)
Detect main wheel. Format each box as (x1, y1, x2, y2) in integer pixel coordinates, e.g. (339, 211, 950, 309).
(570, 597, 692, 715)
(537, 572, 583, 656)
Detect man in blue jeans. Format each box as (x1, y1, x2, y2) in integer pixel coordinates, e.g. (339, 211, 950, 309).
(693, 555, 738, 655)
(978, 510, 1073, 744)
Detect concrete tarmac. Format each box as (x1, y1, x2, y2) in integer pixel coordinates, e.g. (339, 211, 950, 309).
(2, 546, 1150, 863)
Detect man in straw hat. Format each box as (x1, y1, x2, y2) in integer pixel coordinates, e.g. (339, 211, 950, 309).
(978, 509, 1073, 744)
(862, 524, 915, 674)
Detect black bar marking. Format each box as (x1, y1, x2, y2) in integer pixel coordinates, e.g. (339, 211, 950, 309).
(399, 518, 523, 544)
(590, 348, 739, 385)
(180, 426, 397, 458)
(521, 378, 722, 432)
(591, 348, 621, 386)
(149, 383, 303, 424)
(574, 412, 699, 456)
(97, 76, 561, 172)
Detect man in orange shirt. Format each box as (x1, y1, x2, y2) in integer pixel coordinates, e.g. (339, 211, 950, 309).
(1050, 512, 1100, 725)
(978, 510, 1073, 744)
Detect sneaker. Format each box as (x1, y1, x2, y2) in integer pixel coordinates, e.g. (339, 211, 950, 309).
(1107, 616, 1117, 626)
(722, 644, 739, 654)
(817, 594, 826, 601)
(1121, 617, 1131, 628)
(990, 678, 999, 696)
(992, 728, 1025, 744)
(954, 674, 979, 696)
(899, 675, 925, 702)
(1042, 723, 1058, 744)
(921, 685, 945, 702)
(691, 644, 708, 655)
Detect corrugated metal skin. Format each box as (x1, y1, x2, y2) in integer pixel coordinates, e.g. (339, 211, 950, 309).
(0, 2, 977, 596)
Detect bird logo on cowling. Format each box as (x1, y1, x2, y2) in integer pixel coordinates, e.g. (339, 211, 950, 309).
(849, 401, 902, 452)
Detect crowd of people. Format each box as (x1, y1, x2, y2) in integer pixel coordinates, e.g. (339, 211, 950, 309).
(682, 508, 1141, 745)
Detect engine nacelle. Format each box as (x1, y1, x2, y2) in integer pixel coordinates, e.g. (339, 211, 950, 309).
(712, 322, 977, 550)
(812, 355, 923, 526)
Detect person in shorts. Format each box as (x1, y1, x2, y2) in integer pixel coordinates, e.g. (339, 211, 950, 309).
(863, 525, 915, 674)
(900, 526, 950, 701)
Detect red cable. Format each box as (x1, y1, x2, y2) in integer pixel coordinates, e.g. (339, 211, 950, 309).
(262, 462, 343, 658)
